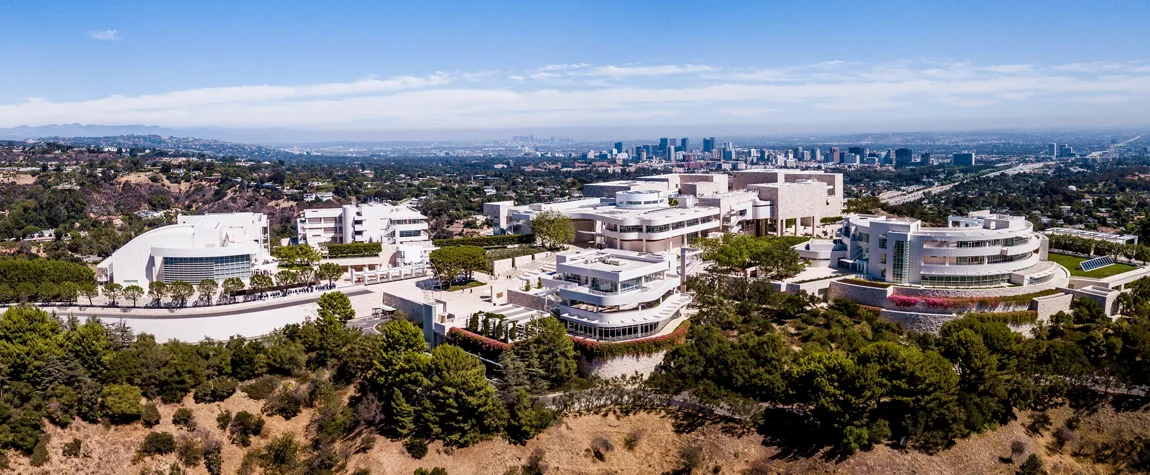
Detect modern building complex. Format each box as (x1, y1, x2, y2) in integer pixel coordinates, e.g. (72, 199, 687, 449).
(97, 213, 272, 286)
(839, 212, 1057, 288)
(485, 170, 845, 252)
(485, 191, 723, 253)
(297, 203, 430, 246)
(541, 249, 692, 341)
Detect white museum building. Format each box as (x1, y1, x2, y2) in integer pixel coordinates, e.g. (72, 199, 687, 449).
(540, 249, 692, 341)
(97, 212, 272, 286)
(296, 203, 430, 247)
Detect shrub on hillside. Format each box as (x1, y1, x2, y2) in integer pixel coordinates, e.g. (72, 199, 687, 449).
(241, 375, 281, 400)
(141, 403, 161, 428)
(262, 386, 304, 420)
(62, 438, 83, 458)
(138, 432, 177, 457)
(194, 377, 239, 403)
(404, 438, 429, 459)
(228, 411, 265, 447)
(172, 408, 196, 430)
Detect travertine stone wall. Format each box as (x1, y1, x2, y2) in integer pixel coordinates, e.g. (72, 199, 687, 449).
(577, 351, 667, 379)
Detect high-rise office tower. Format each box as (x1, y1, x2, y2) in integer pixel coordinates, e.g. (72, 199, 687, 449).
(1059, 144, 1074, 158)
(895, 148, 913, 167)
(659, 138, 669, 151)
(848, 146, 868, 157)
(679, 138, 688, 152)
(811, 148, 822, 162)
(666, 145, 676, 159)
(703, 137, 716, 153)
(953, 152, 976, 166)
(614, 142, 624, 154)
(830, 147, 841, 163)
(637, 149, 647, 161)
(1048, 143, 1058, 157)
(793, 147, 803, 159)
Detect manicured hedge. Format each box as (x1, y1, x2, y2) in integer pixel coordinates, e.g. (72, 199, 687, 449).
(448, 327, 511, 360)
(841, 278, 894, 289)
(324, 242, 382, 258)
(433, 234, 535, 248)
(570, 321, 690, 359)
(449, 320, 691, 361)
(0, 258, 94, 289)
(887, 289, 1061, 310)
(962, 310, 1039, 324)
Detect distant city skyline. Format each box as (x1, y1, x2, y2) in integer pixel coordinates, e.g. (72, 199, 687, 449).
(1, 1, 1148, 138)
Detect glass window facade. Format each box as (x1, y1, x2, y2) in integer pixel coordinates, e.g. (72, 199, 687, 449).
(161, 254, 252, 284)
(986, 251, 1033, 264)
(891, 240, 909, 283)
(562, 320, 665, 342)
(398, 230, 422, 237)
(920, 273, 1011, 287)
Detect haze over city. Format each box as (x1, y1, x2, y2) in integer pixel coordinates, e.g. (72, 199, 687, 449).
(7, 2, 1150, 474)
(1, 0, 1149, 141)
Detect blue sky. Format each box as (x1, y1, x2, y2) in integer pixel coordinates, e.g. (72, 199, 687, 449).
(1, 0, 1148, 135)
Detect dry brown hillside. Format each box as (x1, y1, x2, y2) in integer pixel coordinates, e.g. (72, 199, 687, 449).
(2, 390, 1134, 475)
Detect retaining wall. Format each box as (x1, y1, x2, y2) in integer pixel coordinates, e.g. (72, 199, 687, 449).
(577, 351, 667, 379)
(491, 251, 554, 276)
(1031, 292, 1074, 320)
(507, 288, 550, 312)
(827, 281, 893, 308)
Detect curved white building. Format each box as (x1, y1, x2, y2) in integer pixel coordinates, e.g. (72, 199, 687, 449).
(541, 249, 691, 341)
(486, 190, 722, 253)
(97, 213, 271, 286)
(841, 211, 1058, 288)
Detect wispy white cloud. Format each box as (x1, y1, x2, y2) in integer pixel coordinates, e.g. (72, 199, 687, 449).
(720, 107, 779, 117)
(89, 29, 120, 41)
(582, 64, 714, 78)
(536, 63, 590, 72)
(2, 60, 1149, 129)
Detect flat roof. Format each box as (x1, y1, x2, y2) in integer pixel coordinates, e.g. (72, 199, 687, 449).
(1044, 227, 1137, 240)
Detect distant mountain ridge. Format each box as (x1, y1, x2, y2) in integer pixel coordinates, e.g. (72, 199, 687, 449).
(0, 124, 179, 140)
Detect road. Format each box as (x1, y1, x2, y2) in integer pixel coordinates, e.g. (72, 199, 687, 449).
(1088, 134, 1144, 159)
(881, 161, 1052, 206)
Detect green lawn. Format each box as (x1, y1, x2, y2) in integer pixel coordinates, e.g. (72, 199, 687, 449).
(443, 280, 486, 292)
(1047, 253, 1138, 278)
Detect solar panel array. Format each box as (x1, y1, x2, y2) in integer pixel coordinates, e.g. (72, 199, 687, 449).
(1079, 256, 1114, 272)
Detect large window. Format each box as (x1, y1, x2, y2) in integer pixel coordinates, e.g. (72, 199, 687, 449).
(1003, 236, 1030, 247)
(987, 251, 1032, 264)
(161, 254, 251, 283)
(618, 225, 643, 233)
(398, 230, 423, 238)
(562, 320, 664, 342)
(920, 273, 1011, 288)
(891, 240, 909, 283)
